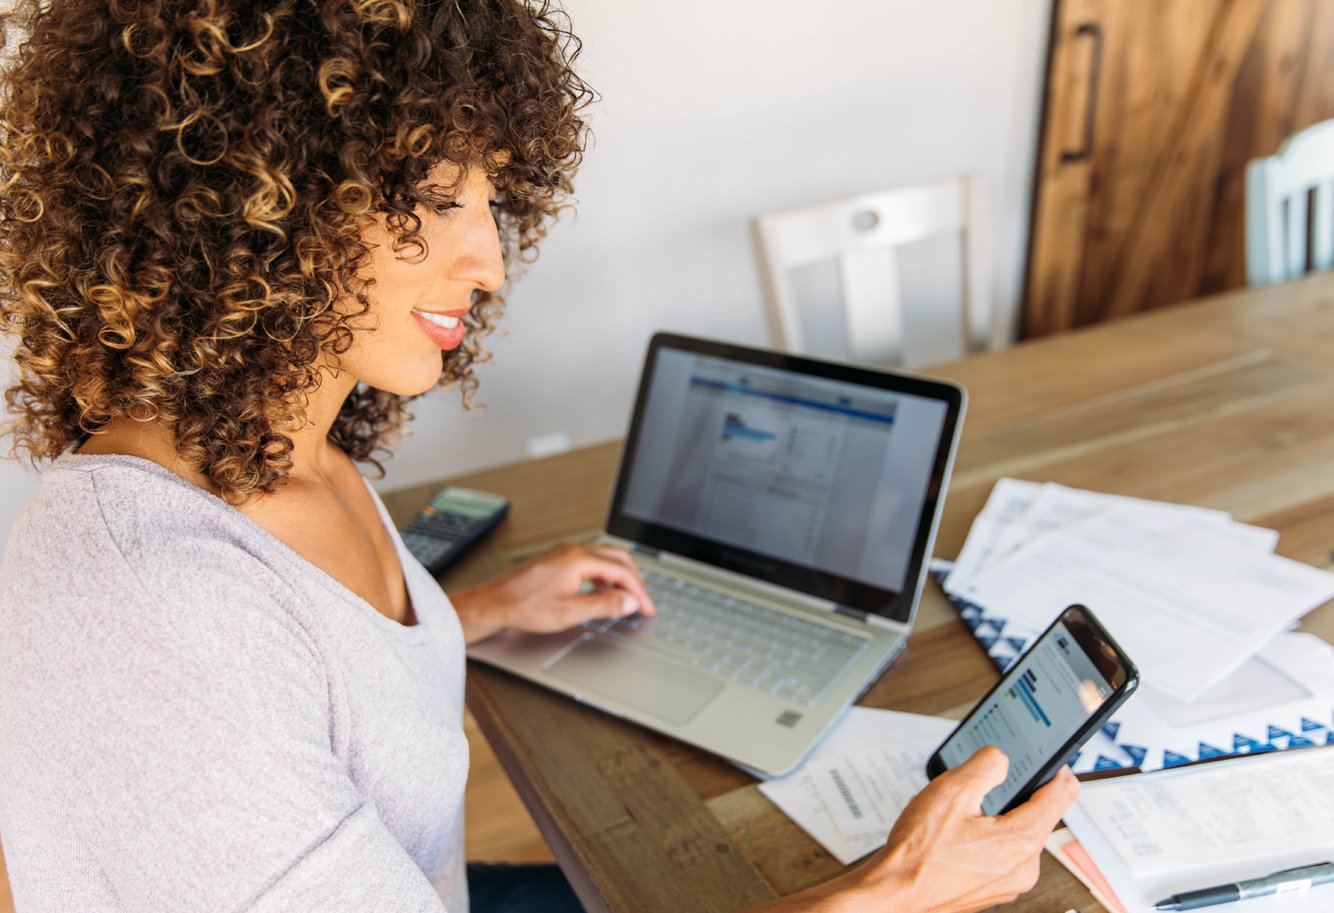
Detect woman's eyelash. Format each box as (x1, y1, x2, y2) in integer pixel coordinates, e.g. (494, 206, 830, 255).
(423, 198, 503, 216)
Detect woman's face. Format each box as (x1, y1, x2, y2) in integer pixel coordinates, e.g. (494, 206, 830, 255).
(335, 164, 505, 396)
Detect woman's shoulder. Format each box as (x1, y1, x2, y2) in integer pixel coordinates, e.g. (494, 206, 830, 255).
(9, 452, 289, 580)
(1, 452, 323, 653)
(0, 454, 337, 738)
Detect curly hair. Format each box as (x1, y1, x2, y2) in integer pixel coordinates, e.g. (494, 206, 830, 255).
(0, 0, 592, 502)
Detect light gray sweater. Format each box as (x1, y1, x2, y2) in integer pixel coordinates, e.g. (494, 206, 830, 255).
(0, 453, 470, 912)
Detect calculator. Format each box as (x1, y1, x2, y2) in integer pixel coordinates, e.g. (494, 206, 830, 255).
(400, 487, 510, 576)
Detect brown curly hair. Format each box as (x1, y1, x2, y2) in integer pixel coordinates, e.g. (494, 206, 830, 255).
(0, 0, 592, 502)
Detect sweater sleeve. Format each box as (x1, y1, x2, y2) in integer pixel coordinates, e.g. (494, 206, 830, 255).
(0, 537, 451, 913)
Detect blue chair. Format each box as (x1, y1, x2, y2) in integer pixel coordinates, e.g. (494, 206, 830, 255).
(1246, 119, 1334, 285)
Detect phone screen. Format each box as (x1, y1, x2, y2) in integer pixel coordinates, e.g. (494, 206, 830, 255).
(934, 617, 1119, 815)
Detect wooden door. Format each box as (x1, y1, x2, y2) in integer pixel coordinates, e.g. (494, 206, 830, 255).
(1023, 0, 1334, 337)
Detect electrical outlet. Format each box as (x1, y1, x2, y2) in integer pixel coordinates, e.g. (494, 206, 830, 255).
(525, 432, 572, 460)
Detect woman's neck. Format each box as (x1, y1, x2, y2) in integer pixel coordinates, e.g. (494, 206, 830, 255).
(77, 367, 360, 491)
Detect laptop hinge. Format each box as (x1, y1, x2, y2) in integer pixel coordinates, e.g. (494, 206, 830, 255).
(631, 544, 660, 559)
(833, 605, 868, 623)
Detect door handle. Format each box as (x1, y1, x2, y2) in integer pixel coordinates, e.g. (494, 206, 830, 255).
(1061, 22, 1104, 163)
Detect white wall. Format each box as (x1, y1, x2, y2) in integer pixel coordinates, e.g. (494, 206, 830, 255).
(0, 461, 37, 545)
(1, 339, 39, 546)
(0, 0, 1052, 545)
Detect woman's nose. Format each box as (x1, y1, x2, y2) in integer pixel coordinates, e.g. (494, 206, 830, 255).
(456, 206, 506, 293)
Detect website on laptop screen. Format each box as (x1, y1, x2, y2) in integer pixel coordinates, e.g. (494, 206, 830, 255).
(620, 349, 949, 595)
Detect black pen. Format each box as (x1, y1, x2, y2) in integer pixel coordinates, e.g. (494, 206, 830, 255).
(1153, 862, 1334, 911)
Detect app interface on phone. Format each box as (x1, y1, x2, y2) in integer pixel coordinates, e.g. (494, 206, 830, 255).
(937, 621, 1114, 814)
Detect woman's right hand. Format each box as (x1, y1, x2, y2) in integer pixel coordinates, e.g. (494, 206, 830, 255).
(747, 745, 1079, 913)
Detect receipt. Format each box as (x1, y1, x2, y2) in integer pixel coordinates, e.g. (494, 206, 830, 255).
(759, 708, 955, 864)
(808, 738, 940, 837)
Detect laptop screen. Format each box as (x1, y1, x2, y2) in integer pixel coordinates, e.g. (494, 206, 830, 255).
(607, 334, 965, 624)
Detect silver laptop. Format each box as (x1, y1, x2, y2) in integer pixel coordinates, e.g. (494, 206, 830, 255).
(468, 333, 965, 776)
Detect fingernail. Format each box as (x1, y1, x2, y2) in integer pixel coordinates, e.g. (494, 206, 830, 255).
(620, 595, 640, 615)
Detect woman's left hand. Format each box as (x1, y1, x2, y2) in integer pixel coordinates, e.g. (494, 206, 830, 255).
(451, 542, 656, 644)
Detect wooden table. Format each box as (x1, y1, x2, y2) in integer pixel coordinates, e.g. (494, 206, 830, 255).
(381, 273, 1334, 913)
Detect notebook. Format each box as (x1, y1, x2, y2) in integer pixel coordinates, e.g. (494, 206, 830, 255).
(468, 332, 965, 776)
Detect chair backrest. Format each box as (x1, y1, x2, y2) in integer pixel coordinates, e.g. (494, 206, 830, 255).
(1246, 119, 1334, 285)
(750, 176, 993, 367)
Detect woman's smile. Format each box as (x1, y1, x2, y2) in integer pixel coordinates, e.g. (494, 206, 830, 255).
(411, 307, 470, 350)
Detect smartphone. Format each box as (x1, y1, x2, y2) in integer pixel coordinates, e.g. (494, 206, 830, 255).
(925, 604, 1138, 815)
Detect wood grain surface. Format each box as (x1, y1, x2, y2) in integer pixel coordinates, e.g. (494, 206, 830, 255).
(378, 272, 1334, 913)
(1024, 0, 1334, 336)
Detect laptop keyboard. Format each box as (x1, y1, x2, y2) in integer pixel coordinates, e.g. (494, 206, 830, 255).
(583, 569, 870, 706)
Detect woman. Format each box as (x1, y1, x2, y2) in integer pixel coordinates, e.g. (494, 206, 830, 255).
(0, 1, 1076, 911)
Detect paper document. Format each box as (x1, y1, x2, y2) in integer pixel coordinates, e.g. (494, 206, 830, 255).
(809, 738, 941, 837)
(977, 484, 1236, 588)
(943, 478, 1041, 595)
(1107, 632, 1334, 771)
(942, 481, 1244, 596)
(759, 707, 955, 865)
(1077, 748, 1334, 876)
(1064, 748, 1334, 913)
(958, 508, 1334, 700)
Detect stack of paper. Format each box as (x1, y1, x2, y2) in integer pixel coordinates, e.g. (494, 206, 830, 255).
(939, 480, 1334, 772)
(1047, 828, 1128, 913)
(1062, 748, 1334, 913)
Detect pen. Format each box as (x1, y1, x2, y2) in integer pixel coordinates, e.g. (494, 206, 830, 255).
(1153, 862, 1334, 911)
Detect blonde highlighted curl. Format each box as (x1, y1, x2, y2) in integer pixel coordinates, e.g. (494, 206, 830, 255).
(0, 0, 592, 501)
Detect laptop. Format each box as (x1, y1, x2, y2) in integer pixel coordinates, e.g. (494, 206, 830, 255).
(468, 333, 966, 776)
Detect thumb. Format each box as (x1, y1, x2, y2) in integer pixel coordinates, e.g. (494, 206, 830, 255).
(943, 745, 1010, 810)
(1002, 765, 1080, 832)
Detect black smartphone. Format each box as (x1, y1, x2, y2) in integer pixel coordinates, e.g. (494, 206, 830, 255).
(925, 604, 1139, 815)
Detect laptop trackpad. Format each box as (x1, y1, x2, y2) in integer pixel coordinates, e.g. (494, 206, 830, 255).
(545, 635, 723, 725)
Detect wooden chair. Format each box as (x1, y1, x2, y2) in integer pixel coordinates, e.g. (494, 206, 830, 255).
(750, 176, 996, 368)
(1246, 119, 1334, 285)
